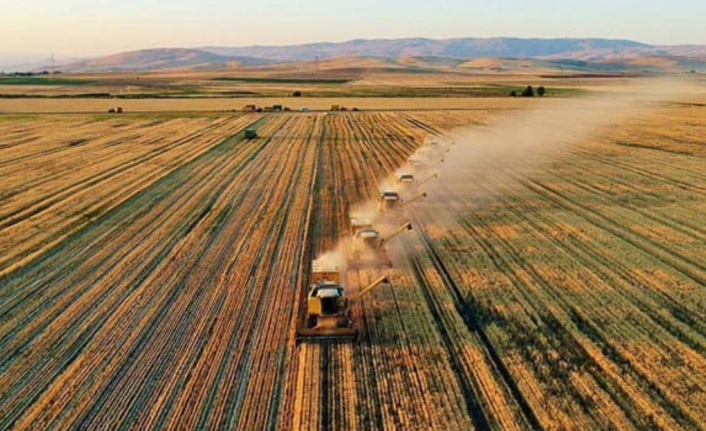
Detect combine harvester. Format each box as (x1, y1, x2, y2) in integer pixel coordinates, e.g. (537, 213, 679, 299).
(377, 191, 403, 213)
(244, 128, 258, 139)
(349, 221, 413, 268)
(397, 172, 438, 191)
(296, 260, 390, 341)
(377, 190, 427, 214)
(397, 173, 415, 184)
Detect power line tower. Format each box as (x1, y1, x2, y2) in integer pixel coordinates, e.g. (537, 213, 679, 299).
(50, 53, 55, 74)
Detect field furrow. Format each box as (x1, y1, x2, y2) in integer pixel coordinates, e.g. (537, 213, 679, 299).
(1, 103, 705, 430)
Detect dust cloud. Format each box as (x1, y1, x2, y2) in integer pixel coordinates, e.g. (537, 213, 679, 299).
(316, 78, 701, 270)
(404, 78, 700, 214)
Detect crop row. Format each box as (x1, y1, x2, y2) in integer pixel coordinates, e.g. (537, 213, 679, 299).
(2, 105, 705, 430)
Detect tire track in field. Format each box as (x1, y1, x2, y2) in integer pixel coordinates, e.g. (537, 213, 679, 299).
(575, 149, 706, 197)
(290, 112, 485, 430)
(406, 246, 494, 431)
(514, 176, 706, 291)
(428, 182, 703, 430)
(489, 177, 706, 352)
(463, 178, 706, 427)
(408, 215, 542, 431)
(538, 167, 706, 323)
(493, 180, 706, 424)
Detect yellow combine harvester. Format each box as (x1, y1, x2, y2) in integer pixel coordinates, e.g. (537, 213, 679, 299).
(296, 260, 390, 341)
(349, 221, 413, 268)
(377, 190, 402, 212)
(397, 173, 415, 183)
(397, 173, 438, 191)
(377, 190, 427, 215)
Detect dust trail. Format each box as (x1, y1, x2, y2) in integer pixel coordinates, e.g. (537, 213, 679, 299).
(404, 79, 701, 219)
(317, 78, 701, 268)
(380, 78, 703, 263)
(313, 239, 352, 272)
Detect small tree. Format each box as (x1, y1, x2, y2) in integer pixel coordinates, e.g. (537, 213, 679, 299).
(521, 85, 535, 97)
(292, 90, 302, 97)
(510, 90, 517, 97)
(537, 86, 546, 97)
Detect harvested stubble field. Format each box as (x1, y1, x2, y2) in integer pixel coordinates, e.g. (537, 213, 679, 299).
(0, 96, 531, 113)
(1, 102, 706, 430)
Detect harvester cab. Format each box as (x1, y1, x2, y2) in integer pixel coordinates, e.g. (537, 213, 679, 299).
(353, 228, 382, 251)
(296, 259, 391, 341)
(377, 191, 402, 213)
(398, 173, 438, 193)
(397, 173, 415, 183)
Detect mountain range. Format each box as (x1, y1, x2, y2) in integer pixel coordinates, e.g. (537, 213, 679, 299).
(5, 37, 706, 73)
(203, 37, 657, 62)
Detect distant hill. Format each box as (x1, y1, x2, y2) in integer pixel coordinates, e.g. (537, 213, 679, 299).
(55, 48, 271, 72)
(451, 56, 706, 74)
(202, 37, 654, 62)
(31, 38, 706, 73)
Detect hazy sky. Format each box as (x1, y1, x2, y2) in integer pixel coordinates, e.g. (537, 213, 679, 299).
(1, 0, 703, 57)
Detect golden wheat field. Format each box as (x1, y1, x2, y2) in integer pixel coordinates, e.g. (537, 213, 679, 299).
(1, 92, 706, 431)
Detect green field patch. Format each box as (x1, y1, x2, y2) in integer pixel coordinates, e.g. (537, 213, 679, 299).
(0, 77, 96, 86)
